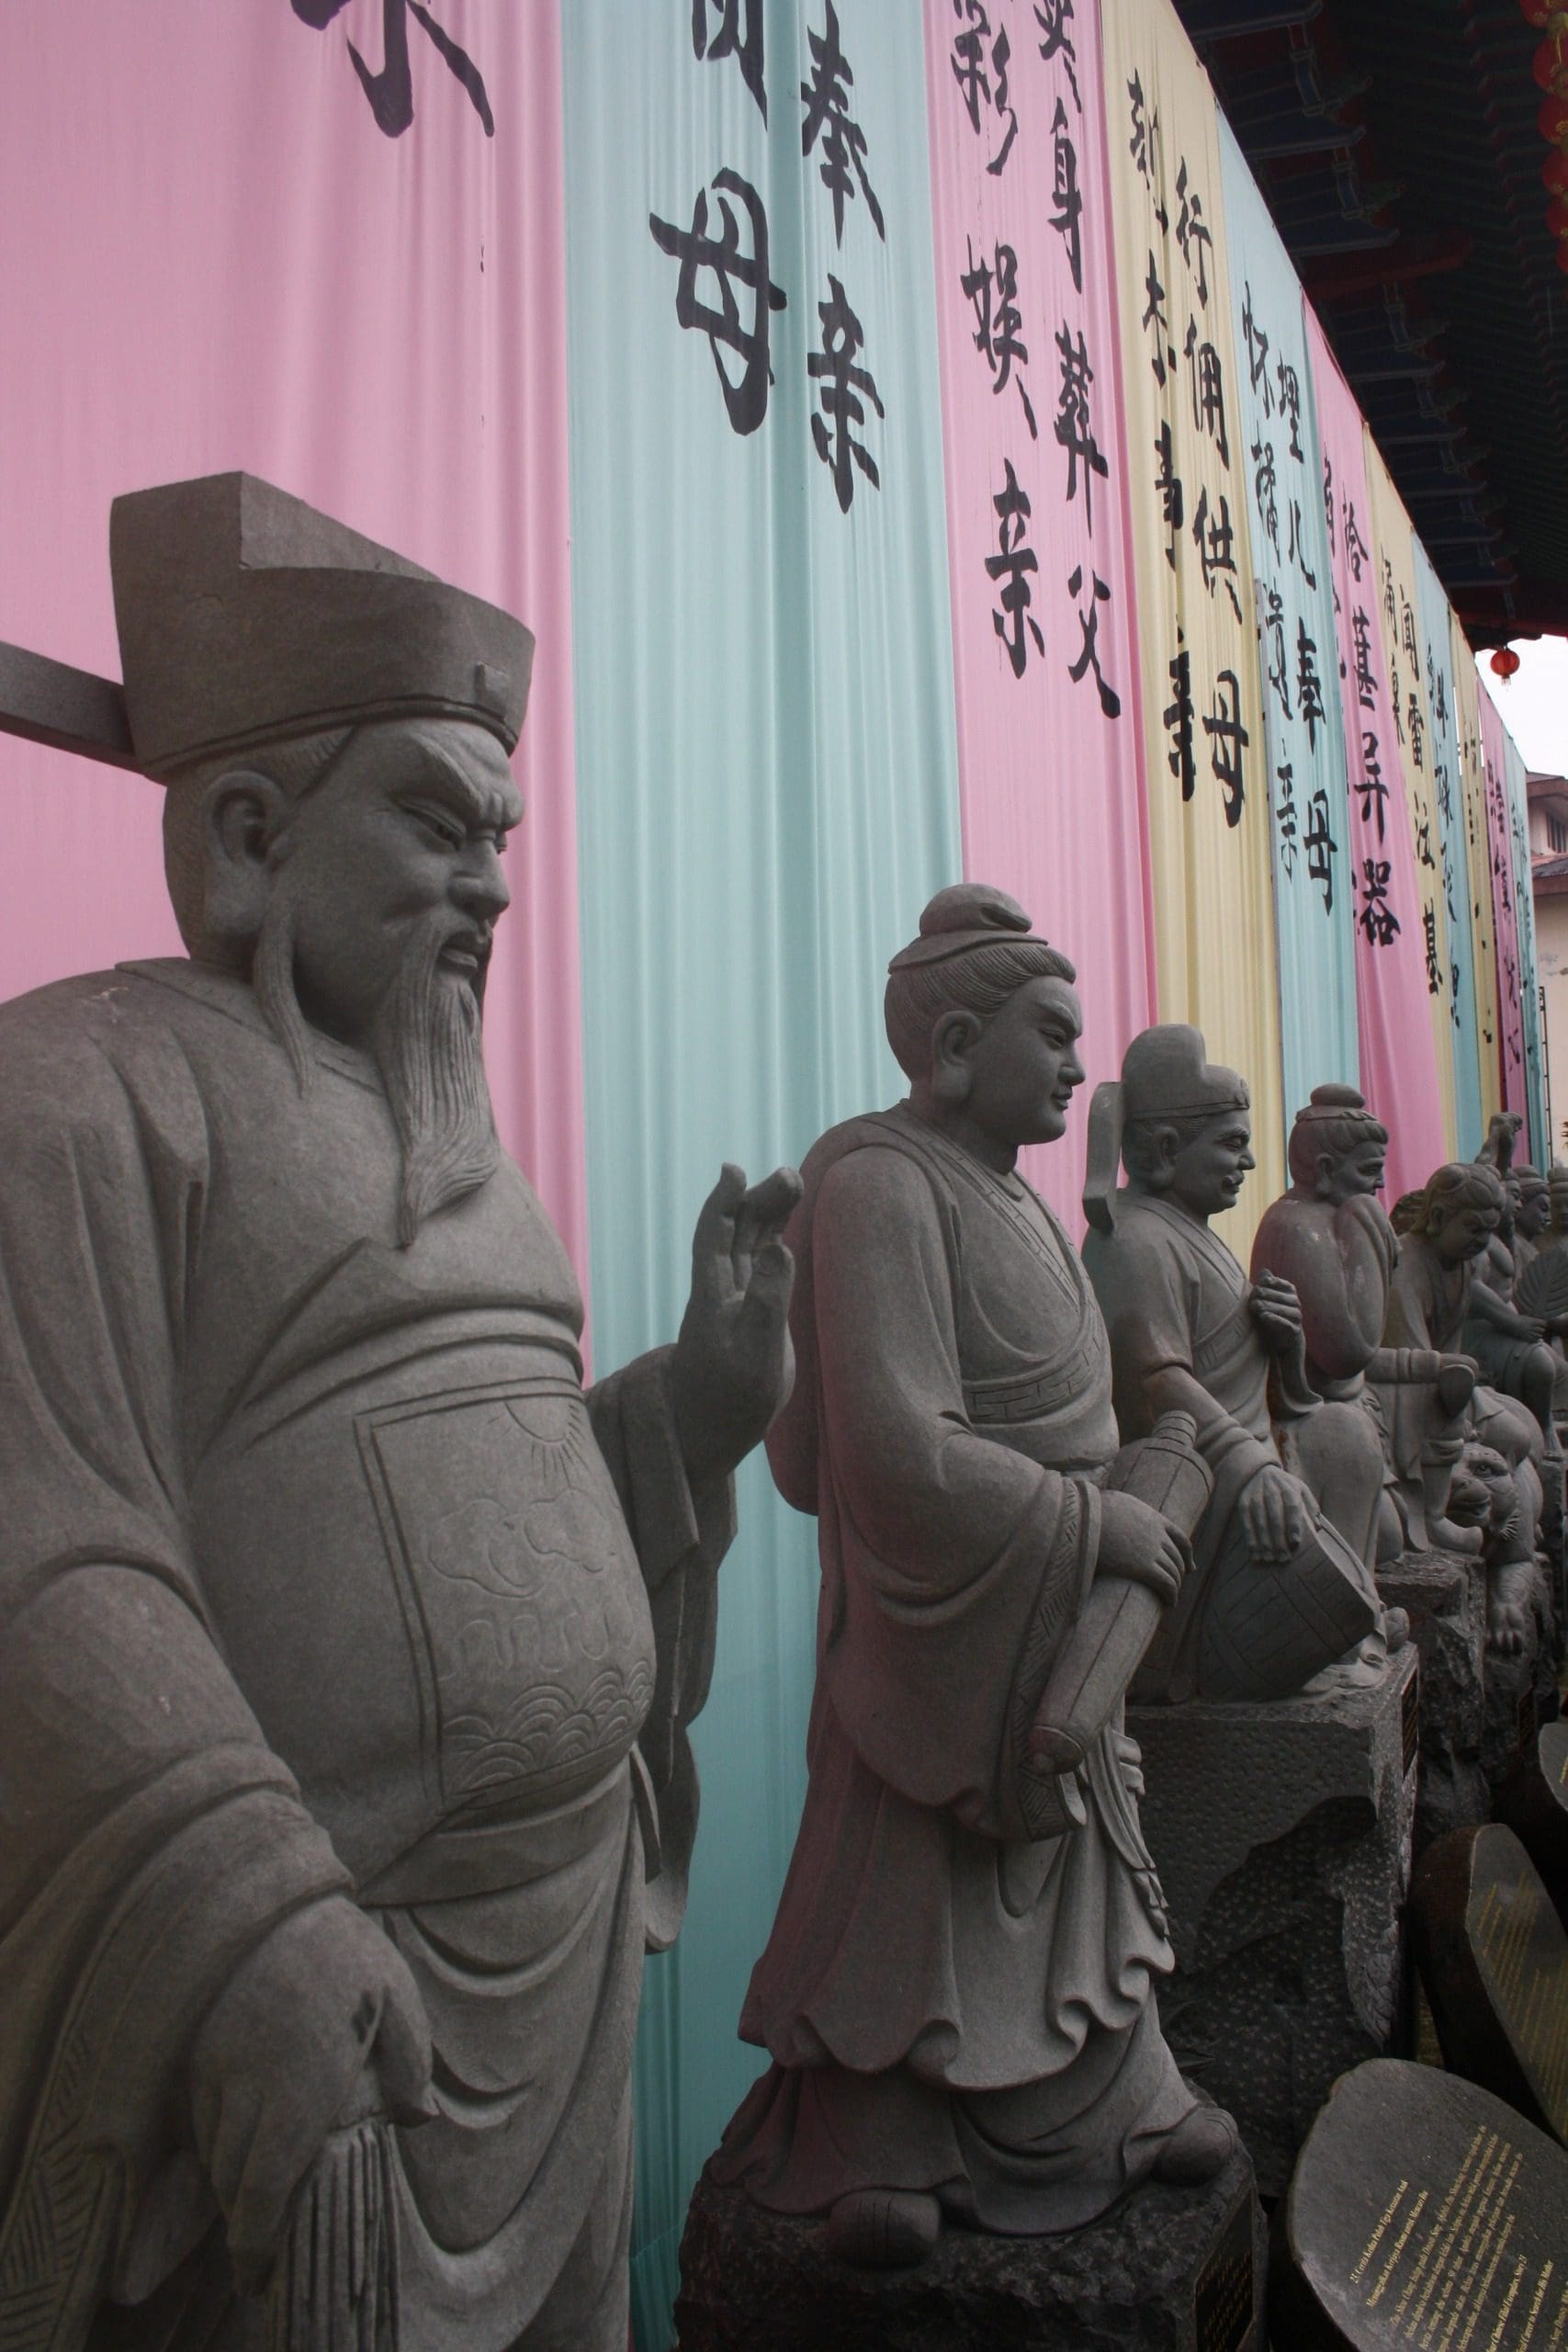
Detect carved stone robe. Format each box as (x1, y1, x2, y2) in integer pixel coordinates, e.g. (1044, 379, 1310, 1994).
(0, 962, 729, 2352)
(716, 1108, 1194, 2236)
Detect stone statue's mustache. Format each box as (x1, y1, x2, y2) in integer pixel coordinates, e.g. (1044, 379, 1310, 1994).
(254, 888, 500, 1246)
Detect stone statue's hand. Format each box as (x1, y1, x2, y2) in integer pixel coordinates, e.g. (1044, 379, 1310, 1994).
(189, 1896, 435, 2293)
(1437, 1355, 1479, 1418)
(1095, 1488, 1188, 1610)
(1487, 1592, 1530, 1657)
(1248, 1270, 1303, 1356)
(1237, 1463, 1311, 1566)
(672, 1161, 803, 1483)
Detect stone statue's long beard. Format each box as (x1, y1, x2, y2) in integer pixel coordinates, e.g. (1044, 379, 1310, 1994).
(254, 892, 500, 1247)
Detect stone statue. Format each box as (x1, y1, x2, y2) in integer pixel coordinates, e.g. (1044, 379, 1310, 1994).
(1081, 1029, 1404, 1704)
(1249, 1084, 1476, 1553)
(1461, 1120, 1562, 1460)
(712, 888, 1235, 2273)
(0, 474, 800, 2352)
(1384, 1160, 1548, 1568)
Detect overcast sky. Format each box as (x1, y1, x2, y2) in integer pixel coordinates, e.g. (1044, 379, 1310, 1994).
(1490, 637, 1568, 777)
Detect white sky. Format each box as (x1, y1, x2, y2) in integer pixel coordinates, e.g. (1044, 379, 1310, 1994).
(1490, 636, 1568, 778)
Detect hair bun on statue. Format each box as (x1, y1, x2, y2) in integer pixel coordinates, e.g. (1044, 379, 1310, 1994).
(1307, 1082, 1368, 1112)
(890, 882, 1042, 970)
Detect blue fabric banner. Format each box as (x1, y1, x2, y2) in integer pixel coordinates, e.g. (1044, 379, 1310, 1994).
(1218, 120, 1359, 1125)
(1413, 540, 1484, 1158)
(559, 7, 961, 2341)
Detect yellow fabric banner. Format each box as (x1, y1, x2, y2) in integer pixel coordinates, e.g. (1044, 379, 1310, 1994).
(1099, 0, 1284, 1237)
(1449, 610, 1504, 1140)
(1363, 434, 1458, 1159)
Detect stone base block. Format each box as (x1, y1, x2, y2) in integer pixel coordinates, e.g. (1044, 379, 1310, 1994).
(1376, 1547, 1487, 1855)
(1129, 1649, 1417, 2198)
(674, 2148, 1264, 2352)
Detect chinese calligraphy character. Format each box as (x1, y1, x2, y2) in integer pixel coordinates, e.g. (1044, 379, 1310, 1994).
(649, 170, 787, 435)
(1034, 0, 1080, 109)
(987, 460, 1043, 678)
(963, 240, 1036, 438)
(1413, 810, 1436, 873)
(1183, 321, 1229, 466)
(1297, 620, 1326, 749)
(1241, 286, 1271, 415)
(1304, 787, 1337, 914)
(1054, 324, 1108, 531)
(1067, 565, 1121, 718)
(1165, 639, 1196, 800)
(1423, 905, 1440, 995)
(801, 0, 884, 245)
(1344, 495, 1369, 582)
(292, 0, 493, 138)
(1142, 254, 1171, 388)
(1127, 73, 1167, 228)
(692, 0, 766, 121)
(950, 1, 1017, 177)
(1252, 435, 1279, 556)
(1262, 587, 1290, 715)
(1359, 857, 1399, 946)
(808, 277, 883, 511)
(1407, 694, 1425, 770)
(1050, 99, 1083, 294)
(1155, 422, 1183, 569)
(1192, 487, 1242, 621)
(1324, 454, 1336, 555)
(1276, 359, 1303, 461)
(1276, 760, 1299, 876)
(1350, 606, 1377, 712)
(1174, 158, 1213, 307)
(1285, 496, 1317, 591)
(1358, 734, 1388, 842)
(1204, 669, 1249, 826)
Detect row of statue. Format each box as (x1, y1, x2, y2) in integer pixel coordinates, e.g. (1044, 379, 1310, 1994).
(0, 475, 1557, 2349)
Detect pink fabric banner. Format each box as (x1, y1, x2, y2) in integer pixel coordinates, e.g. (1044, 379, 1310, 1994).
(0, 1, 586, 1273)
(1478, 679, 1529, 1127)
(923, 0, 1156, 1217)
(1304, 310, 1446, 1200)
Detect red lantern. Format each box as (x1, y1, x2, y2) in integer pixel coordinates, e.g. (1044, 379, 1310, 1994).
(1544, 150, 1568, 193)
(1537, 29, 1568, 90)
(1525, 0, 1555, 25)
(1491, 648, 1522, 679)
(1540, 91, 1568, 142)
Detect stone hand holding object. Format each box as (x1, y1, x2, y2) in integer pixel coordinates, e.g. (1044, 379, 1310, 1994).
(1237, 1461, 1314, 1566)
(188, 1895, 435, 2291)
(672, 1162, 804, 1482)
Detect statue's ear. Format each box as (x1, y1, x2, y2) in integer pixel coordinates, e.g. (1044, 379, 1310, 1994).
(202, 772, 291, 947)
(1315, 1150, 1337, 1196)
(930, 1009, 981, 1107)
(1143, 1122, 1181, 1192)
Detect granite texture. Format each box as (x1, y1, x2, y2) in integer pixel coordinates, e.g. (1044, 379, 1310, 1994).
(1376, 1547, 1488, 1855)
(1131, 1648, 1417, 2196)
(675, 2146, 1265, 2352)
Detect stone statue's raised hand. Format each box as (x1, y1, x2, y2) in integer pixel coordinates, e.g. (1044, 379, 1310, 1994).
(1237, 1461, 1312, 1566)
(1095, 1487, 1188, 1609)
(1248, 1270, 1303, 1356)
(189, 1895, 435, 2292)
(672, 1161, 804, 1483)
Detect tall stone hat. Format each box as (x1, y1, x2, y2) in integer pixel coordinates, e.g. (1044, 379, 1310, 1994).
(109, 471, 535, 779)
(1084, 1023, 1248, 1231)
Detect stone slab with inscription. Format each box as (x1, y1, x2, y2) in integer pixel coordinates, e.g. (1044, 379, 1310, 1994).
(1497, 1723, 1568, 1924)
(1271, 2059, 1568, 2351)
(1412, 1825, 1568, 2145)
(1377, 1547, 1488, 1856)
(1131, 1647, 1416, 2197)
(674, 2143, 1263, 2352)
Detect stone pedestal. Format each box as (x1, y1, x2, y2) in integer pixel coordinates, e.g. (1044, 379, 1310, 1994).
(1129, 1648, 1417, 2198)
(674, 2148, 1265, 2352)
(1376, 1547, 1487, 1856)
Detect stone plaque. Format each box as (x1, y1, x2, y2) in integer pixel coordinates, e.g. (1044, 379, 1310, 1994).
(1274, 2060, 1568, 2351)
(1412, 1826, 1568, 2146)
(1403, 1658, 1421, 1783)
(1194, 2188, 1253, 2352)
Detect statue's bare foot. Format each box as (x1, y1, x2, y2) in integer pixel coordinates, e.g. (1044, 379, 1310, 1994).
(825, 2190, 941, 2268)
(1382, 1606, 1411, 1651)
(1152, 2102, 1239, 2186)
